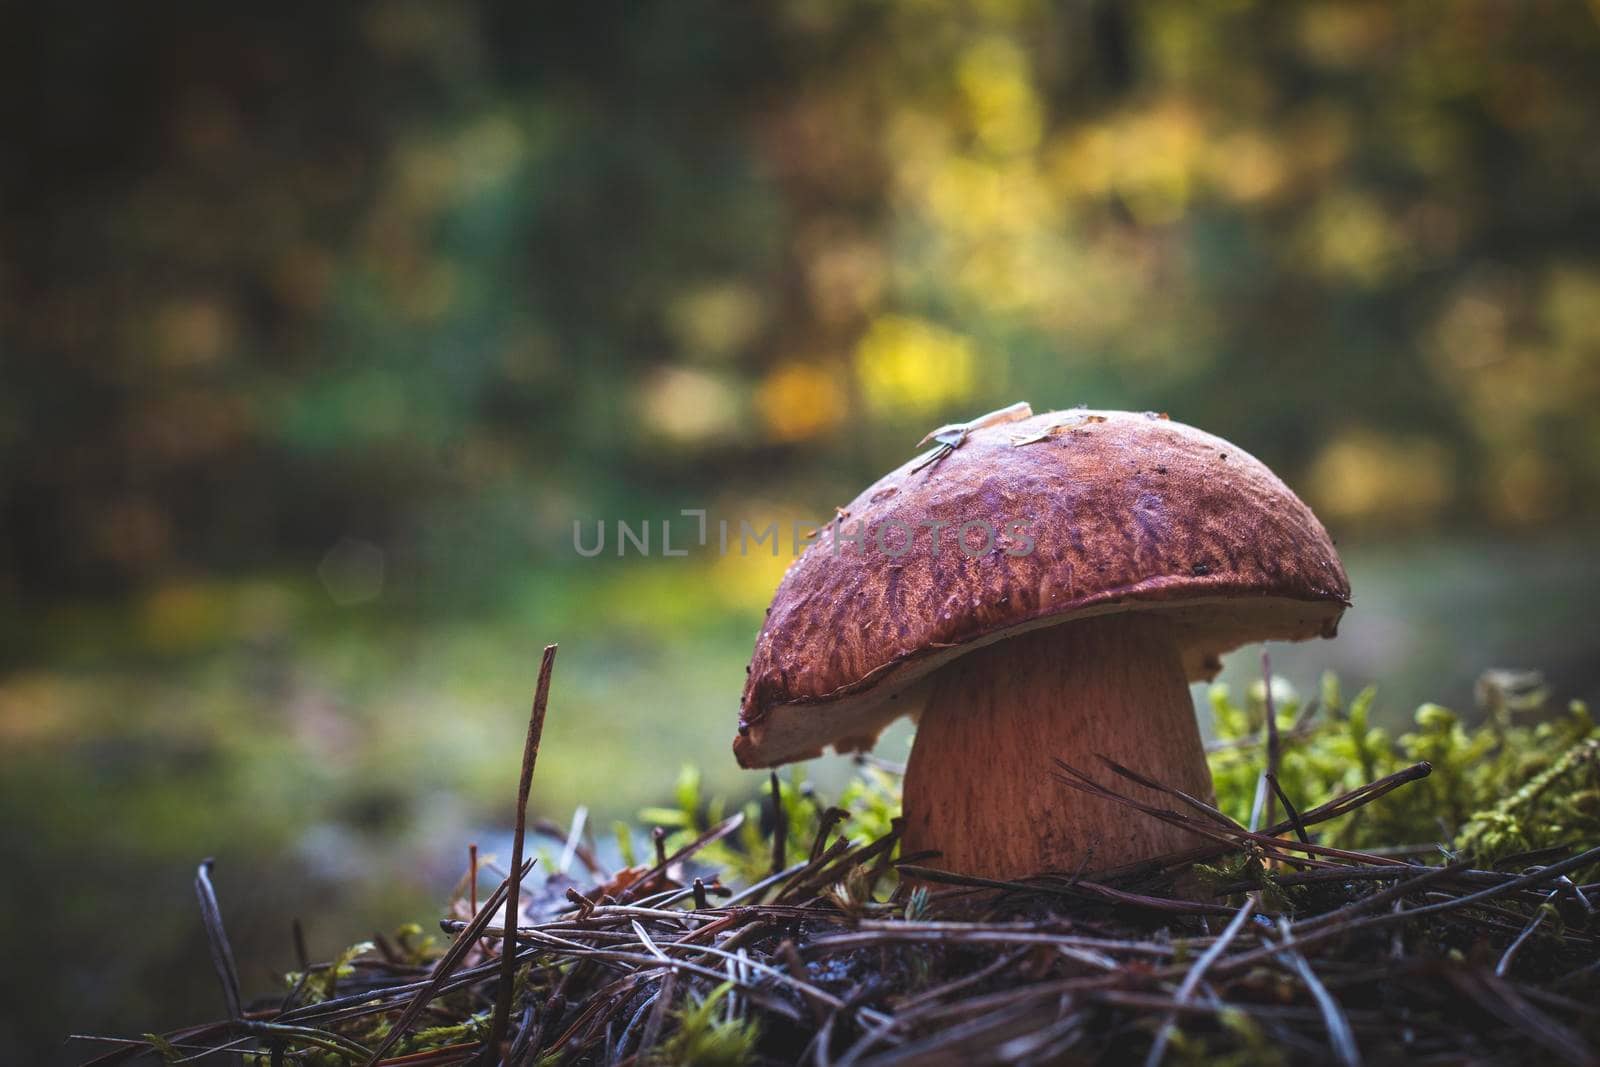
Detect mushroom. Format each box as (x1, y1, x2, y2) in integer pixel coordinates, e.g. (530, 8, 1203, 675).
(734, 406, 1350, 880)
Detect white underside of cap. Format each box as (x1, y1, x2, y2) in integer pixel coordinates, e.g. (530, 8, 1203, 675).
(737, 594, 1345, 768)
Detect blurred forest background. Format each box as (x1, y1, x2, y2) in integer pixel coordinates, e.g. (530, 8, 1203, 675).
(4, 0, 1600, 1060)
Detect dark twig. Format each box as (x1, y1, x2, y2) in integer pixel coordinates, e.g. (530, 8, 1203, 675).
(811, 806, 850, 863)
(291, 918, 310, 975)
(615, 812, 746, 904)
(1096, 755, 1243, 830)
(1266, 773, 1311, 844)
(1215, 845, 1600, 977)
(1497, 892, 1556, 978)
(194, 860, 244, 1024)
(485, 643, 559, 1064)
(771, 771, 787, 875)
(1271, 919, 1362, 1067)
(1263, 651, 1281, 832)
(652, 826, 668, 867)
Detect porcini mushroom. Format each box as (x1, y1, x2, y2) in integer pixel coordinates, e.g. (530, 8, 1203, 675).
(734, 406, 1349, 880)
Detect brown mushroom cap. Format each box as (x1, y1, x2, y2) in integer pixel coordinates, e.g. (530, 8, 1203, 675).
(734, 407, 1350, 769)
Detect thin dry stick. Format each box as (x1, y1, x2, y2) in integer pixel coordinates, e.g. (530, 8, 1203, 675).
(1263, 651, 1281, 832)
(361, 858, 535, 1065)
(1496, 891, 1556, 977)
(1211, 844, 1600, 978)
(613, 812, 746, 904)
(723, 859, 811, 906)
(558, 806, 587, 875)
(291, 918, 309, 975)
(486, 643, 560, 1062)
(1266, 773, 1310, 844)
(771, 771, 787, 875)
(1293, 860, 1473, 933)
(193, 860, 248, 1067)
(1272, 919, 1362, 1067)
(194, 859, 244, 1024)
(1247, 771, 1270, 834)
(1095, 756, 1242, 830)
(1054, 760, 1426, 870)
(637, 969, 678, 1060)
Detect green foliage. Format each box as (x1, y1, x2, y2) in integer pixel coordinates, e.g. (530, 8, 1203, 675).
(654, 982, 761, 1067)
(141, 1033, 182, 1065)
(1207, 674, 1600, 865)
(1457, 732, 1600, 859)
(647, 761, 902, 889)
(839, 765, 904, 843)
(1192, 853, 1297, 914)
(408, 1014, 491, 1054)
(616, 819, 640, 867)
(290, 940, 376, 1005)
(392, 922, 438, 966)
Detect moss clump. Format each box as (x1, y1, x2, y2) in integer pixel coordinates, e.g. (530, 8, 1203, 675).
(1207, 671, 1598, 863)
(657, 982, 762, 1067)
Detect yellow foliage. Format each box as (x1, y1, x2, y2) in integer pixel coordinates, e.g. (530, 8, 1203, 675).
(757, 362, 846, 442)
(1307, 429, 1454, 525)
(855, 315, 977, 416)
(706, 509, 814, 612)
(957, 36, 1043, 156)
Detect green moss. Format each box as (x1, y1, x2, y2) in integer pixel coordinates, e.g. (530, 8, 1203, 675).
(292, 939, 375, 1004)
(654, 982, 762, 1067)
(1207, 674, 1598, 869)
(649, 760, 902, 889)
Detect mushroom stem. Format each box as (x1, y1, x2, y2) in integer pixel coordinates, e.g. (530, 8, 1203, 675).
(902, 612, 1214, 880)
